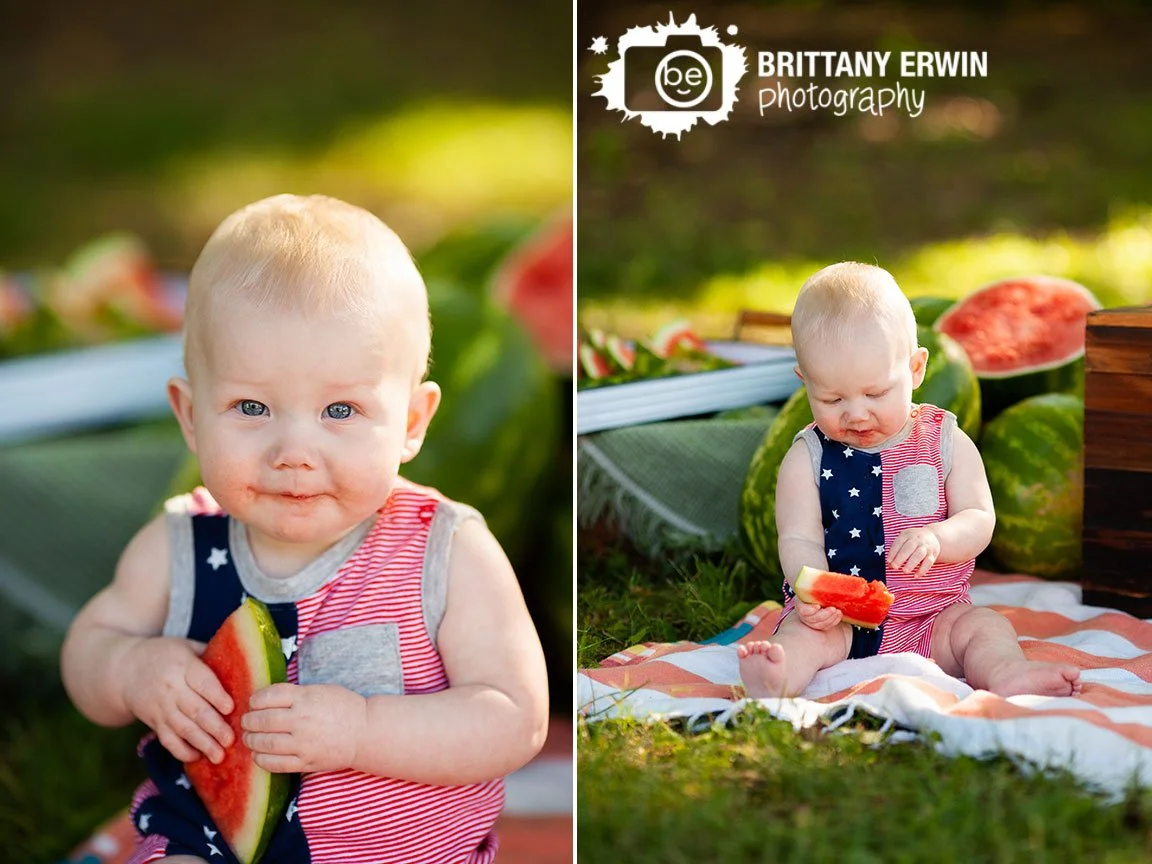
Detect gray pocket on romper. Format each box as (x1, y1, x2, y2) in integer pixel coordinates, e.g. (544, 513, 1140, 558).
(892, 464, 940, 517)
(297, 623, 403, 697)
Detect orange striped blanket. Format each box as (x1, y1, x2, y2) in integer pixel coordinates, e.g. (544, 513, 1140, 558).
(578, 572, 1152, 798)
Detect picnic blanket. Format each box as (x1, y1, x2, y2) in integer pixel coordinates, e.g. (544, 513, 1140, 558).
(578, 571, 1152, 800)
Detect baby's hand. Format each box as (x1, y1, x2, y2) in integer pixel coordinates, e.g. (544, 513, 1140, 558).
(795, 599, 844, 631)
(121, 637, 234, 764)
(242, 683, 368, 774)
(887, 527, 941, 575)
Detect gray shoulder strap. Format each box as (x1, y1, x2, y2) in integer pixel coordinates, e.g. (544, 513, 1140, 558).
(940, 411, 957, 480)
(793, 426, 823, 484)
(422, 499, 486, 647)
(162, 498, 196, 638)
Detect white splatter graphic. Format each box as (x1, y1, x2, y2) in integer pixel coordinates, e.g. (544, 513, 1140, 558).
(592, 13, 748, 139)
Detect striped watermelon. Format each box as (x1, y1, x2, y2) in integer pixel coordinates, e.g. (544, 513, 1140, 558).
(909, 296, 954, 327)
(186, 598, 290, 864)
(980, 393, 1084, 579)
(914, 326, 982, 440)
(739, 385, 812, 581)
(935, 276, 1101, 420)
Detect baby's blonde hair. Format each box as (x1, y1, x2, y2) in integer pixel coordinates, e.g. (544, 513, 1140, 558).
(791, 262, 917, 368)
(184, 194, 430, 378)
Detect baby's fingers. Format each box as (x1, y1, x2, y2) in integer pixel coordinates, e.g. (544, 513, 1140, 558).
(185, 657, 234, 717)
(162, 707, 226, 764)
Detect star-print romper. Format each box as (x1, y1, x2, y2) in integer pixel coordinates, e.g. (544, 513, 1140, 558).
(126, 480, 504, 864)
(775, 403, 974, 659)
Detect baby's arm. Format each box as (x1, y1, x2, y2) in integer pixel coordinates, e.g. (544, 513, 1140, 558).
(60, 513, 234, 763)
(888, 428, 996, 574)
(776, 440, 843, 631)
(243, 518, 548, 784)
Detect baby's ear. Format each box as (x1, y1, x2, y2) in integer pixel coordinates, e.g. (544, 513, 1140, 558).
(400, 381, 442, 463)
(168, 377, 198, 454)
(910, 346, 929, 388)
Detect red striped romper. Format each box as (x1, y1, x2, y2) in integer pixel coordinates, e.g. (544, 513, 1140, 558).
(128, 479, 503, 864)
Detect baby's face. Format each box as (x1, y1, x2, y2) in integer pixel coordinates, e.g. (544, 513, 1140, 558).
(173, 301, 436, 557)
(800, 327, 926, 449)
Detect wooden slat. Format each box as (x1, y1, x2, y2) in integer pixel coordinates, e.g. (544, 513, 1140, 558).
(1082, 532, 1152, 602)
(1084, 469, 1152, 530)
(1084, 330, 1152, 374)
(1083, 411, 1152, 470)
(1086, 307, 1152, 329)
(1081, 586, 1152, 619)
(1084, 372, 1152, 413)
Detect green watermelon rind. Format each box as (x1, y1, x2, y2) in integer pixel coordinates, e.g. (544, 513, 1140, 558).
(739, 385, 812, 581)
(980, 393, 1084, 580)
(792, 565, 894, 629)
(195, 599, 290, 864)
(934, 276, 1101, 419)
(241, 598, 290, 864)
(914, 326, 982, 440)
(909, 295, 954, 328)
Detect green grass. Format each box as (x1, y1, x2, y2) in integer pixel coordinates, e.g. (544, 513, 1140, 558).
(577, 537, 1152, 861)
(0, 673, 143, 862)
(578, 712, 1152, 863)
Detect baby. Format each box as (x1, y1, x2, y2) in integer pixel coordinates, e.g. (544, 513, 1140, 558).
(60, 194, 549, 863)
(738, 262, 1081, 700)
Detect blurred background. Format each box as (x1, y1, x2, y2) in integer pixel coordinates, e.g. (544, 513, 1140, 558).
(578, 0, 1152, 333)
(0, 2, 571, 859)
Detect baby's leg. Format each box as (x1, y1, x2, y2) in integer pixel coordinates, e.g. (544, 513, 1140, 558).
(738, 614, 852, 698)
(157, 857, 208, 863)
(930, 604, 1081, 697)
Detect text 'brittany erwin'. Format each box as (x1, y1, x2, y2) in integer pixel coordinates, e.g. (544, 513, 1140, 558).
(757, 51, 989, 79)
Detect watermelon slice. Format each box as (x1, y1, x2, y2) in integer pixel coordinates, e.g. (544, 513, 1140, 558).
(185, 598, 291, 864)
(603, 334, 636, 372)
(579, 343, 613, 380)
(792, 565, 894, 629)
(934, 275, 1101, 419)
(649, 318, 706, 358)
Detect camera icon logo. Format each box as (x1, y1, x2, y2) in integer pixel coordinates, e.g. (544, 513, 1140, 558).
(625, 35, 724, 112)
(591, 14, 748, 139)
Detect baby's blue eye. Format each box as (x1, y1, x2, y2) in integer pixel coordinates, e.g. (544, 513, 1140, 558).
(325, 403, 353, 420)
(239, 400, 267, 416)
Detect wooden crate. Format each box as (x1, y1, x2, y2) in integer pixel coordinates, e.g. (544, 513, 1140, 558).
(1081, 306, 1152, 616)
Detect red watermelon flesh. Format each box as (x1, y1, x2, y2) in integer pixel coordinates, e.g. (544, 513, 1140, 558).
(935, 276, 1099, 376)
(792, 565, 894, 629)
(649, 318, 706, 358)
(491, 214, 572, 372)
(185, 598, 290, 864)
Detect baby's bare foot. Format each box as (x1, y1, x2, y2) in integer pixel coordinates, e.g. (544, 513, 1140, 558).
(986, 660, 1082, 698)
(737, 640, 788, 699)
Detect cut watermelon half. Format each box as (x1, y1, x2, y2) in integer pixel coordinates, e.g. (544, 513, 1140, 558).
(185, 598, 290, 864)
(792, 565, 894, 629)
(934, 275, 1101, 418)
(490, 214, 572, 373)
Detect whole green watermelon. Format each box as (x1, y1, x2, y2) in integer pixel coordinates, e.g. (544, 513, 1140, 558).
(980, 393, 1083, 579)
(739, 385, 812, 581)
(403, 282, 559, 562)
(166, 282, 558, 566)
(915, 325, 982, 440)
